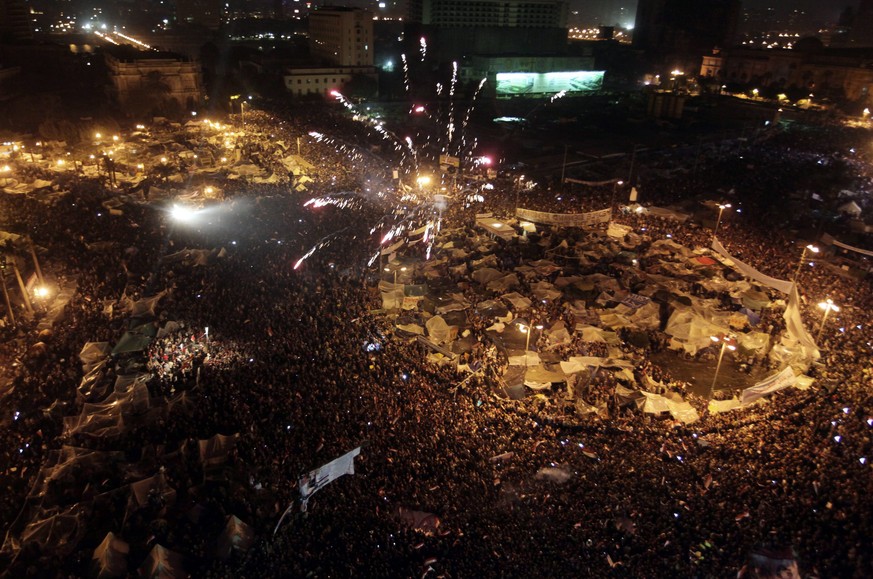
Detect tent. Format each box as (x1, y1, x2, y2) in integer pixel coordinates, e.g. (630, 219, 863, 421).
(216, 515, 255, 560)
(13, 504, 88, 557)
(425, 315, 457, 344)
(837, 200, 862, 217)
(112, 323, 157, 355)
(92, 532, 130, 578)
(129, 472, 177, 512)
(396, 507, 441, 534)
(199, 433, 238, 480)
(138, 544, 185, 579)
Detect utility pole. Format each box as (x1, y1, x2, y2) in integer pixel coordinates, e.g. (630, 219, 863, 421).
(28, 237, 44, 286)
(11, 260, 33, 315)
(0, 257, 13, 324)
(628, 144, 639, 185)
(559, 144, 569, 192)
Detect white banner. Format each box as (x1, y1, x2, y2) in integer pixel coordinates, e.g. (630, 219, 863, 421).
(710, 237, 794, 294)
(299, 447, 361, 505)
(831, 238, 873, 258)
(740, 367, 797, 406)
(516, 207, 610, 228)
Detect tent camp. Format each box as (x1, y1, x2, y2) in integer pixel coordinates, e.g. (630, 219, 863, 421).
(216, 515, 255, 560)
(92, 532, 129, 578)
(138, 544, 185, 579)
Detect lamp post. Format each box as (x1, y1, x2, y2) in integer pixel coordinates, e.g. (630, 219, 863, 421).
(816, 299, 839, 344)
(793, 244, 819, 284)
(610, 180, 624, 220)
(518, 321, 543, 367)
(708, 334, 736, 399)
(384, 265, 406, 285)
(0, 256, 13, 324)
(713, 203, 731, 238)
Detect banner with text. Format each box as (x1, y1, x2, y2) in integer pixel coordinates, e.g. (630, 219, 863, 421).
(740, 367, 797, 406)
(516, 208, 611, 228)
(299, 447, 361, 504)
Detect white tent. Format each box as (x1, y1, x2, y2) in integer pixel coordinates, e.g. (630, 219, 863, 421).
(216, 515, 255, 560)
(425, 315, 457, 344)
(138, 544, 185, 579)
(92, 532, 129, 578)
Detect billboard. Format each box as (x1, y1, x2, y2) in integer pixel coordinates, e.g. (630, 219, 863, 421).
(495, 71, 604, 96)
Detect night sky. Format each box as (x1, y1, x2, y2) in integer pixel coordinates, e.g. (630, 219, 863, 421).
(570, 0, 851, 26)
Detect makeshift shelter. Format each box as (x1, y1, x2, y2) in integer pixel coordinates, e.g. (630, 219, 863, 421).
(138, 544, 185, 579)
(11, 504, 89, 557)
(92, 532, 130, 578)
(129, 472, 177, 513)
(199, 433, 238, 480)
(837, 200, 862, 217)
(396, 507, 441, 534)
(425, 315, 457, 344)
(216, 515, 255, 560)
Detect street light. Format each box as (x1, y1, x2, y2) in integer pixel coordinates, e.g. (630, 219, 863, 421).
(793, 244, 819, 284)
(816, 299, 839, 343)
(518, 321, 543, 367)
(708, 334, 737, 399)
(713, 203, 731, 237)
(384, 265, 406, 285)
(610, 180, 624, 219)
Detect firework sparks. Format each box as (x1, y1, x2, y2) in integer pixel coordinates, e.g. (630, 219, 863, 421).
(550, 90, 567, 103)
(420, 37, 427, 62)
(445, 62, 459, 151)
(401, 53, 410, 95)
(293, 226, 353, 270)
(459, 77, 487, 155)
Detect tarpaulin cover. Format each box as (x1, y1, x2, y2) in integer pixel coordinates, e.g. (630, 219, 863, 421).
(216, 515, 255, 560)
(92, 532, 129, 578)
(502, 292, 532, 310)
(138, 544, 185, 579)
(487, 273, 520, 292)
(471, 267, 504, 284)
(396, 507, 442, 534)
(425, 315, 457, 344)
(199, 433, 238, 467)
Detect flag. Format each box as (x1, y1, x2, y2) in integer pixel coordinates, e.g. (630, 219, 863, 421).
(299, 447, 362, 502)
(740, 367, 797, 406)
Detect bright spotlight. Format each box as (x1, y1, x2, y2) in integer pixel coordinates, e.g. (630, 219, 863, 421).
(170, 204, 197, 222)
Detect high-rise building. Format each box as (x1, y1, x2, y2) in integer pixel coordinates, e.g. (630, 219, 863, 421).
(848, 0, 873, 47)
(0, 0, 32, 43)
(309, 7, 374, 67)
(633, 0, 741, 61)
(409, 0, 567, 28)
(406, 0, 570, 61)
(176, 0, 223, 30)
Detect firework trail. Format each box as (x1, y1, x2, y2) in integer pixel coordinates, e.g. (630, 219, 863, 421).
(304, 194, 362, 210)
(458, 77, 487, 156)
(293, 225, 353, 269)
(550, 90, 567, 103)
(401, 53, 410, 95)
(445, 61, 458, 153)
(329, 90, 415, 166)
(419, 37, 427, 62)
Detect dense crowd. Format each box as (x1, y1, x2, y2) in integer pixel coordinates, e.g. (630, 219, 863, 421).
(0, 103, 871, 579)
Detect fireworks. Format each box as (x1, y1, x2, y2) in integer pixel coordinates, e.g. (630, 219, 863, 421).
(420, 37, 427, 62)
(401, 53, 410, 95)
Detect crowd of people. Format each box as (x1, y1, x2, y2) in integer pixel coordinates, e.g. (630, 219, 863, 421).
(0, 101, 871, 579)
